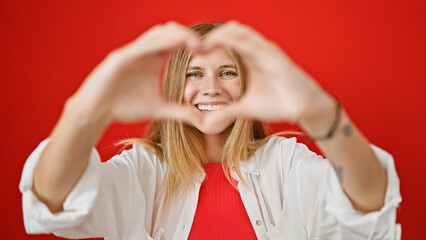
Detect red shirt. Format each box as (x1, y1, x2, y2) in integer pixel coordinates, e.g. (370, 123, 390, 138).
(188, 163, 258, 240)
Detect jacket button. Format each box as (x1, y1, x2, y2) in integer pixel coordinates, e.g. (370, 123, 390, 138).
(256, 220, 262, 226)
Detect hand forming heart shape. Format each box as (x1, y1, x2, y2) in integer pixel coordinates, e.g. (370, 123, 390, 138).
(70, 21, 329, 132)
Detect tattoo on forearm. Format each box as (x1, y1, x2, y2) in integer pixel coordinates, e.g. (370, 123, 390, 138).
(331, 162, 343, 184)
(342, 123, 353, 137)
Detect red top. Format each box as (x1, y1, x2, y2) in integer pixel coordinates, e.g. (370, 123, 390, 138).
(188, 163, 258, 240)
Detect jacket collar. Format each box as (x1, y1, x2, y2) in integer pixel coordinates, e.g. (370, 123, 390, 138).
(237, 152, 260, 175)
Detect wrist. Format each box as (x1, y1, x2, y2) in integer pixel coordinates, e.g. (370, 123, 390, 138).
(66, 95, 112, 128)
(298, 93, 338, 138)
(56, 97, 112, 143)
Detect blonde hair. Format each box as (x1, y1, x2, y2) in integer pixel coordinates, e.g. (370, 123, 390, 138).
(125, 22, 273, 210)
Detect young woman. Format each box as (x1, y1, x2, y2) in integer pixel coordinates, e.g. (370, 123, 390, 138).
(20, 22, 401, 239)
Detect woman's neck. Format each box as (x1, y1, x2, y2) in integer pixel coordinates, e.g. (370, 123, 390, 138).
(202, 132, 228, 164)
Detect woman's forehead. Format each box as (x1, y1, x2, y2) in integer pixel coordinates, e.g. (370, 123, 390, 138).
(188, 48, 236, 68)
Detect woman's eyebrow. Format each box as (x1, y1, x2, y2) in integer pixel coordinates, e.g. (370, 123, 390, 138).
(219, 64, 237, 69)
(187, 64, 236, 71)
(187, 66, 204, 70)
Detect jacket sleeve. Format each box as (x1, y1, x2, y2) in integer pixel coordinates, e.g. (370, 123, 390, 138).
(19, 139, 156, 239)
(293, 141, 402, 239)
(323, 145, 402, 239)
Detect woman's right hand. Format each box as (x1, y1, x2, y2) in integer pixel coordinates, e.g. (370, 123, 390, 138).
(32, 22, 203, 213)
(70, 21, 201, 125)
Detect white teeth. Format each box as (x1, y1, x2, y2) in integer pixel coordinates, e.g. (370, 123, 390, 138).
(197, 104, 223, 111)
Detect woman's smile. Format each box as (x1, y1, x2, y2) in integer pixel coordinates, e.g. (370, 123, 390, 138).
(195, 102, 228, 112)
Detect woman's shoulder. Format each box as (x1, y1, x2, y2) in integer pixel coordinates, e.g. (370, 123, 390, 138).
(252, 136, 328, 175)
(105, 143, 167, 174)
(262, 135, 297, 147)
(259, 135, 324, 159)
(254, 135, 299, 158)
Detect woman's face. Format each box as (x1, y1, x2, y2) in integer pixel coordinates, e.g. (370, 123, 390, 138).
(183, 48, 241, 135)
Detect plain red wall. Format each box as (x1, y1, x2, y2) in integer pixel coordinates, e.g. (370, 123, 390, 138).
(1, 0, 425, 239)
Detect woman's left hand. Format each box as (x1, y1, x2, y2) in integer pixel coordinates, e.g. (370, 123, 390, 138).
(198, 22, 388, 214)
(200, 21, 331, 125)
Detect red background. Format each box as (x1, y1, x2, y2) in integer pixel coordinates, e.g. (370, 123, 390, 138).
(1, 0, 425, 239)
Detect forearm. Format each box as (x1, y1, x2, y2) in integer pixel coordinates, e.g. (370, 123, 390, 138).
(33, 97, 110, 213)
(299, 93, 387, 213)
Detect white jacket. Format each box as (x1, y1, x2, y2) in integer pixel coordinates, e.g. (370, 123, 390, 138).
(19, 137, 402, 239)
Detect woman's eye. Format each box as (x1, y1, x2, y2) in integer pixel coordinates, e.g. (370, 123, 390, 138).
(221, 71, 237, 78)
(186, 72, 201, 78)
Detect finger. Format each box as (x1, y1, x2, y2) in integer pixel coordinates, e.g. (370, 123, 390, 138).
(153, 102, 203, 125)
(204, 100, 253, 126)
(152, 22, 201, 52)
(201, 21, 268, 65)
(127, 21, 201, 57)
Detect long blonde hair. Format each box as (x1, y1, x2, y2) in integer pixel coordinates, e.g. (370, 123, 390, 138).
(126, 22, 271, 209)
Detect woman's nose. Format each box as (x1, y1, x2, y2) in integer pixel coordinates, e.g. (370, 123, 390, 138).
(201, 75, 223, 96)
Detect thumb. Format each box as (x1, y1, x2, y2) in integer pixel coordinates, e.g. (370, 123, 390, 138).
(154, 102, 203, 125)
(204, 101, 249, 126)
